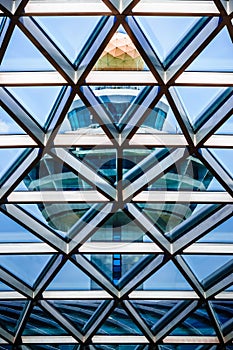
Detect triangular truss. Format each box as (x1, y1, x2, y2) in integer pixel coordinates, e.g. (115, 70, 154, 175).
(0, 0, 233, 348)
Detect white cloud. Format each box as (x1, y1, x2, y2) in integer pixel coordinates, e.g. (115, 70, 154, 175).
(0, 119, 10, 133)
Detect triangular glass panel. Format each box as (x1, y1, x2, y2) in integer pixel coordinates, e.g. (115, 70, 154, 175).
(215, 114, 233, 134)
(136, 202, 217, 236)
(19, 201, 95, 238)
(0, 210, 42, 243)
(6, 87, 62, 128)
(46, 260, 103, 291)
(89, 209, 152, 242)
(208, 149, 233, 177)
(170, 305, 216, 336)
(0, 26, 54, 71)
(211, 301, 233, 335)
(167, 204, 220, 241)
(0, 254, 53, 287)
(174, 87, 226, 126)
(135, 95, 181, 134)
(97, 303, 143, 335)
(34, 16, 102, 64)
(69, 146, 116, 185)
(83, 253, 153, 286)
(89, 85, 145, 125)
(0, 106, 26, 134)
(198, 215, 233, 243)
(0, 301, 27, 335)
(0, 281, 14, 291)
(0, 148, 27, 183)
(131, 300, 180, 332)
(48, 299, 103, 333)
(93, 26, 148, 71)
(22, 152, 94, 191)
(186, 27, 233, 72)
(135, 16, 203, 65)
(141, 261, 193, 290)
(122, 147, 171, 189)
(182, 254, 233, 285)
(56, 92, 111, 144)
(149, 154, 224, 191)
(23, 305, 68, 335)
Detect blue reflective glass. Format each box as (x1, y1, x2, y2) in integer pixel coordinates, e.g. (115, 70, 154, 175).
(0, 106, 26, 134)
(34, 16, 102, 64)
(97, 305, 143, 335)
(0, 211, 41, 242)
(1, 27, 54, 71)
(6, 87, 62, 127)
(187, 27, 233, 72)
(170, 306, 216, 335)
(0, 254, 53, 286)
(142, 261, 192, 290)
(23, 305, 68, 335)
(183, 255, 233, 282)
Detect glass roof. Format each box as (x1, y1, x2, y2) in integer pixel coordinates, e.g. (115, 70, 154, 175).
(0, 0, 232, 348)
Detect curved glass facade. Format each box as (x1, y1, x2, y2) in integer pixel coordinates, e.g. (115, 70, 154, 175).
(0, 0, 232, 348)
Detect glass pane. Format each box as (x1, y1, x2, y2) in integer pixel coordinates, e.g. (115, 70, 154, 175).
(90, 85, 144, 124)
(183, 255, 233, 283)
(150, 155, 217, 191)
(142, 261, 192, 290)
(70, 147, 116, 185)
(198, 215, 233, 243)
(170, 305, 216, 336)
(209, 149, 233, 177)
(215, 114, 233, 134)
(187, 27, 233, 72)
(1, 27, 54, 71)
(135, 96, 181, 134)
(23, 153, 93, 191)
(90, 209, 152, 242)
(0, 106, 26, 134)
(0, 254, 53, 287)
(48, 300, 103, 332)
(23, 305, 68, 335)
(211, 301, 233, 331)
(0, 281, 14, 291)
(0, 211, 41, 242)
(0, 301, 27, 334)
(174, 86, 225, 125)
(46, 260, 102, 290)
(135, 16, 202, 64)
(34, 16, 102, 64)
(0, 148, 27, 182)
(84, 253, 151, 286)
(6, 87, 62, 128)
(97, 304, 143, 335)
(131, 300, 179, 330)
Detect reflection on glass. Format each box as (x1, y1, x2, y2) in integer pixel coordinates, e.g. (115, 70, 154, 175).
(170, 305, 216, 336)
(23, 31, 214, 293)
(97, 304, 143, 335)
(23, 305, 68, 335)
(48, 300, 102, 332)
(0, 254, 53, 287)
(34, 16, 102, 64)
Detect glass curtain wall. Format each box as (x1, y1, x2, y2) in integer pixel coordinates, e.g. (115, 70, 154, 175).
(0, 0, 232, 348)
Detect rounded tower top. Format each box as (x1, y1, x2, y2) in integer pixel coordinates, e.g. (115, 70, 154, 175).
(94, 32, 145, 71)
